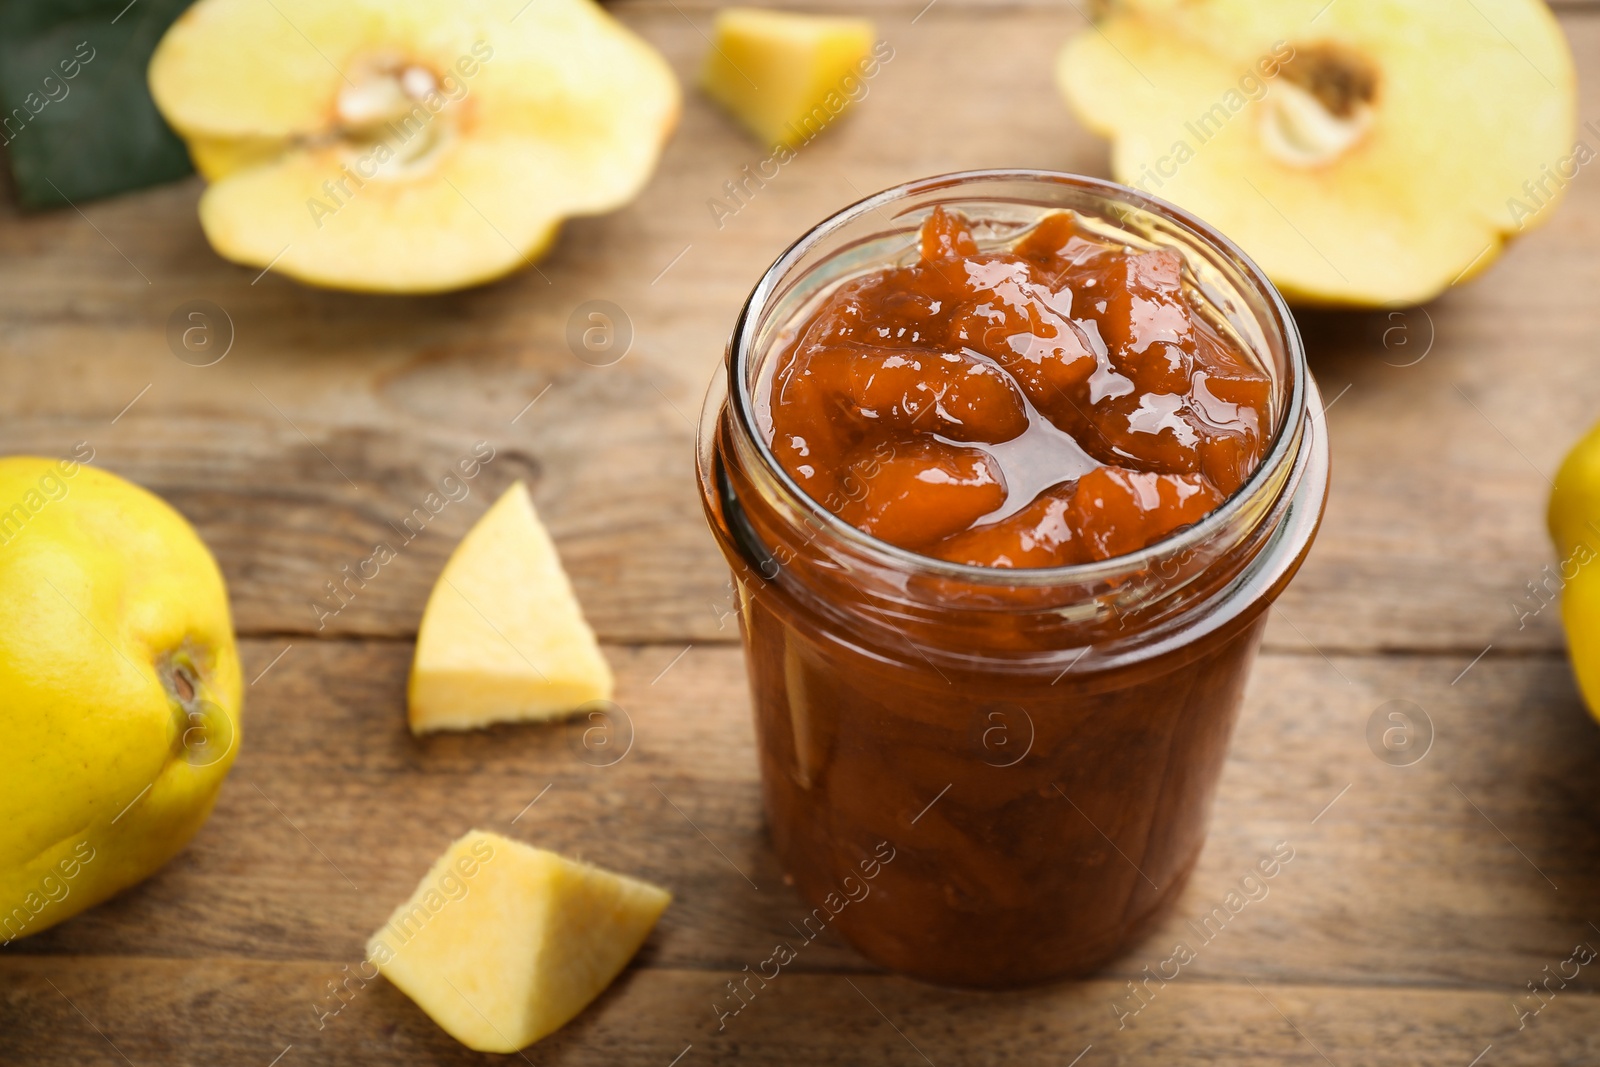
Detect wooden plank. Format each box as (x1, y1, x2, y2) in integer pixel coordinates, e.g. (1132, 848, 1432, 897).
(11, 641, 1600, 998)
(4, 956, 1598, 1066)
(0, 7, 1596, 653)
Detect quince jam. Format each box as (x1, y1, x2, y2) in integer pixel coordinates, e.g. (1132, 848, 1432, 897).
(761, 207, 1271, 565)
(701, 177, 1328, 989)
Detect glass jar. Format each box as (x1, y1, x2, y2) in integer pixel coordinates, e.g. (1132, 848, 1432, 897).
(696, 170, 1328, 988)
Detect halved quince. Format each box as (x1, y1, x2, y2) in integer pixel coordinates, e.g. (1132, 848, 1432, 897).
(701, 8, 876, 149)
(368, 830, 670, 1052)
(1058, 0, 1576, 306)
(409, 481, 612, 734)
(148, 0, 680, 292)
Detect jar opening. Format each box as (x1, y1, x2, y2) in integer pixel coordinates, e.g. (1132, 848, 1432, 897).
(712, 170, 1310, 594)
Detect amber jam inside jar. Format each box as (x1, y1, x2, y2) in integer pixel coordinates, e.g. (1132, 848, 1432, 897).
(763, 204, 1273, 565)
(697, 171, 1328, 988)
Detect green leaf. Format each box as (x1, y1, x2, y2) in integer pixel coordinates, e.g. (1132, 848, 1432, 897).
(0, 0, 196, 210)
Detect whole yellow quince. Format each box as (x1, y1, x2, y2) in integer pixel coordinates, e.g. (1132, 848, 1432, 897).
(0, 455, 241, 944)
(1550, 421, 1600, 723)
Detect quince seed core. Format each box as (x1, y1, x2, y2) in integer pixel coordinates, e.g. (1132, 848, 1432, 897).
(1260, 43, 1380, 168)
(336, 60, 440, 131)
(1282, 42, 1379, 119)
(330, 60, 451, 174)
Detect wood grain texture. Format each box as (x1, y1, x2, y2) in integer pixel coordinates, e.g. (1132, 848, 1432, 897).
(7, 958, 1600, 1067)
(7, 644, 1600, 1021)
(4, 1, 1600, 1064)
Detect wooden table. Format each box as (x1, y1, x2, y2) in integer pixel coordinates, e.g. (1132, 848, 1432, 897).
(5, 1, 1600, 1063)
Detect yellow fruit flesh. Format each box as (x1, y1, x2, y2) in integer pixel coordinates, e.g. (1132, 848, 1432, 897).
(184, 134, 286, 181)
(1058, 0, 1576, 306)
(0, 458, 241, 942)
(408, 481, 612, 733)
(701, 7, 875, 149)
(149, 0, 680, 292)
(368, 830, 670, 1053)
(197, 144, 564, 293)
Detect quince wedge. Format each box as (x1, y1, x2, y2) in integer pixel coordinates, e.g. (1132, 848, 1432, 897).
(701, 8, 877, 149)
(408, 480, 611, 733)
(1058, 0, 1577, 306)
(148, 0, 680, 292)
(368, 830, 670, 1052)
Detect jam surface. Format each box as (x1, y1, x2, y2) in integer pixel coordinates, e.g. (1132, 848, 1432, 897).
(762, 208, 1272, 567)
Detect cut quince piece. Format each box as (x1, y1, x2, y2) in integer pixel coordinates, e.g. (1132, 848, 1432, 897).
(148, 0, 679, 292)
(368, 830, 670, 1053)
(1058, 0, 1576, 305)
(701, 8, 876, 149)
(409, 481, 612, 734)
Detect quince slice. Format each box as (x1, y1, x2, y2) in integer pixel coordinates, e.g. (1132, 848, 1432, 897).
(409, 481, 611, 734)
(701, 8, 876, 149)
(368, 830, 671, 1052)
(148, 0, 679, 292)
(1058, 0, 1576, 305)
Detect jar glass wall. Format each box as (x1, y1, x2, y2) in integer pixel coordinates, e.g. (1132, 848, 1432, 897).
(697, 171, 1329, 987)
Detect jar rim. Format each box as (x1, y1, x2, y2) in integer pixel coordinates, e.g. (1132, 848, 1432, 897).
(719, 168, 1311, 590)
